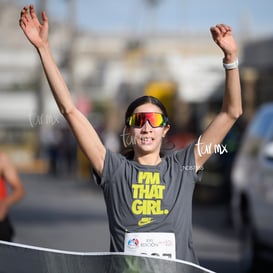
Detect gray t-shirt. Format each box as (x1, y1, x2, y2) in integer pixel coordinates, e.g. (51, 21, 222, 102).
(96, 142, 201, 263)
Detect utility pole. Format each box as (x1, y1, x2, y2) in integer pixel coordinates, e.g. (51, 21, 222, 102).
(144, 0, 163, 36)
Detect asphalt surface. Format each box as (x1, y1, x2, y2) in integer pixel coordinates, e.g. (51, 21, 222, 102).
(8, 173, 242, 273)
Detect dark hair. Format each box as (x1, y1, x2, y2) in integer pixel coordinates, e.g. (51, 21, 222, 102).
(125, 95, 169, 126)
(122, 96, 170, 159)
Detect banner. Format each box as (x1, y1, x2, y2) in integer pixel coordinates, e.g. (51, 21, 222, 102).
(0, 241, 215, 273)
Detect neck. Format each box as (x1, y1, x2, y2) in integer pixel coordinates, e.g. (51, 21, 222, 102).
(134, 152, 161, 166)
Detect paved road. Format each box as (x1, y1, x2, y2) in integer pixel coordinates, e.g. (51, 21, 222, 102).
(9, 173, 242, 273)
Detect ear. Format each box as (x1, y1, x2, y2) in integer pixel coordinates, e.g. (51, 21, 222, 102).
(162, 124, 170, 138)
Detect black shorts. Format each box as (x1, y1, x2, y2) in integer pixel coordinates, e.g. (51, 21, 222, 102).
(0, 216, 14, 242)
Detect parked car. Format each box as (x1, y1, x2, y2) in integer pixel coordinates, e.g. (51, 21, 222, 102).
(231, 103, 273, 272)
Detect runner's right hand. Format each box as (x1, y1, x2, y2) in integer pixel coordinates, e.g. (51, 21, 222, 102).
(19, 4, 49, 49)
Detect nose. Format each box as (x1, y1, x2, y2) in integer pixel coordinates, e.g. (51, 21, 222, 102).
(141, 120, 152, 131)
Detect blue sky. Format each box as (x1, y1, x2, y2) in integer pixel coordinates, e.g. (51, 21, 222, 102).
(17, 0, 273, 37)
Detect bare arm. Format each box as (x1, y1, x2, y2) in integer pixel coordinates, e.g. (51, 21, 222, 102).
(194, 24, 242, 171)
(19, 5, 106, 175)
(0, 154, 25, 220)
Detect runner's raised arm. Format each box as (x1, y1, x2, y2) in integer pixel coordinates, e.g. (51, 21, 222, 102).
(19, 5, 106, 176)
(194, 24, 242, 171)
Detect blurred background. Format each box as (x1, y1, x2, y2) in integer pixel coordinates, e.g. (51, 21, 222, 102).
(1, 0, 273, 272)
(1, 0, 273, 176)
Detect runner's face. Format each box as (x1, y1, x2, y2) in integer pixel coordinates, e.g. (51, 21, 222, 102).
(128, 103, 170, 154)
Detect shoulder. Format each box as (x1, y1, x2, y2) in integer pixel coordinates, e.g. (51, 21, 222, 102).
(102, 149, 130, 175)
(0, 152, 9, 168)
(106, 148, 127, 162)
(0, 153, 14, 178)
(164, 142, 195, 162)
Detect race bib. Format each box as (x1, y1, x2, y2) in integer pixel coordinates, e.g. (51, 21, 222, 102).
(124, 232, 176, 259)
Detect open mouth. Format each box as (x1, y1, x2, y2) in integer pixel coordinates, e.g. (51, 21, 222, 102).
(140, 136, 154, 145)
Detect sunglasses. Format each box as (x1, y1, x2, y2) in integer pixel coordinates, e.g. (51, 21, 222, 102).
(126, 112, 168, 128)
